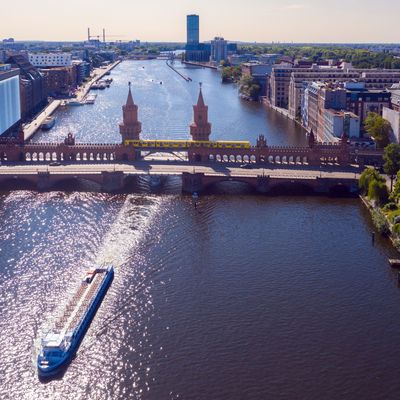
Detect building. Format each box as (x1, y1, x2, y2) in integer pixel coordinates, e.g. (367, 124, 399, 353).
(241, 62, 274, 97)
(29, 53, 72, 67)
(0, 64, 21, 135)
(6, 54, 47, 119)
(73, 61, 91, 85)
(288, 67, 359, 119)
(41, 66, 77, 96)
(321, 110, 360, 142)
(345, 84, 391, 126)
(187, 14, 199, 45)
(383, 107, 400, 143)
(210, 37, 227, 64)
(185, 14, 211, 62)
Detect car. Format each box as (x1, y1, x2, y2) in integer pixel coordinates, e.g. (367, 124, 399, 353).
(240, 163, 253, 169)
(49, 161, 61, 166)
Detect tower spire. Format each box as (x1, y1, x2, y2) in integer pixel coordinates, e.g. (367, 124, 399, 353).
(119, 82, 142, 143)
(190, 83, 211, 141)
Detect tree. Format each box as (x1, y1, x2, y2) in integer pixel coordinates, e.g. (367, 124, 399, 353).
(359, 168, 382, 194)
(364, 112, 392, 149)
(383, 144, 400, 191)
(368, 179, 389, 205)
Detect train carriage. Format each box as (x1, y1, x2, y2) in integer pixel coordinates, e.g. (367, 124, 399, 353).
(124, 139, 251, 149)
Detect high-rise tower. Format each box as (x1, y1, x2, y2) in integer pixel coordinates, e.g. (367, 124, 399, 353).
(186, 14, 199, 45)
(190, 83, 211, 141)
(119, 82, 142, 143)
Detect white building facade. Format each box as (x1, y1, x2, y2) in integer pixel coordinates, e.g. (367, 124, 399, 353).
(0, 64, 21, 135)
(29, 53, 72, 67)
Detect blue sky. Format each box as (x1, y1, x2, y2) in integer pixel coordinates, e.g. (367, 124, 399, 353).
(2, 0, 400, 43)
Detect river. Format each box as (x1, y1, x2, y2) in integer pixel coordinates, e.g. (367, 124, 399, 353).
(1, 60, 400, 400)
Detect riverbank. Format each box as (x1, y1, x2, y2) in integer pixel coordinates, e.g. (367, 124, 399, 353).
(360, 194, 400, 252)
(74, 59, 121, 103)
(23, 100, 61, 142)
(23, 60, 121, 142)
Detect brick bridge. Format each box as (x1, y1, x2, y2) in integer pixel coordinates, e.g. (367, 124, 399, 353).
(0, 83, 383, 189)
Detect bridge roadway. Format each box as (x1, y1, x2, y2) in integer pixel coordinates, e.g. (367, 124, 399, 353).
(0, 161, 360, 194)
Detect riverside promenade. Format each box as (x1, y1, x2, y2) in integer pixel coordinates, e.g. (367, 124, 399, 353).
(22, 60, 121, 142)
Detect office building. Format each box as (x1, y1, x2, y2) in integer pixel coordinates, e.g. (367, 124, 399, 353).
(0, 64, 21, 135)
(6, 54, 47, 119)
(210, 37, 227, 63)
(187, 14, 199, 45)
(29, 53, 72, 67)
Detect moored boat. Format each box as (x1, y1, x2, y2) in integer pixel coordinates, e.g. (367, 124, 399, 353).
(41, 116, 56, 130)
(37, 266, 114, 377)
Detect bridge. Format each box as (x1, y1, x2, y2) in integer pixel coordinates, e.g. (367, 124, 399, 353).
(0, 162, 360, 194)
(0, 83, 383, 193)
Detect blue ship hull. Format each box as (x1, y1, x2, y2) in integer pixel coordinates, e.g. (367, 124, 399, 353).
(37, 266, 114, 377)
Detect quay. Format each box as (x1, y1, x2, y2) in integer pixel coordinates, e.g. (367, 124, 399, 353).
(23, 100, 61, 142)
(21, 60, 121, 142)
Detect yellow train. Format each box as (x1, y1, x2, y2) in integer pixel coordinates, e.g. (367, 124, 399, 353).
(124, 139, 251, 149)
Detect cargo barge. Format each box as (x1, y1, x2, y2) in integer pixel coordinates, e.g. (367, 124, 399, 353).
(37, 266, 114, 377)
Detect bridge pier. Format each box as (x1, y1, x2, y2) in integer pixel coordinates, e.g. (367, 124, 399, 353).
(37, 171, 52, 191)
(101, 171, 125, 192)
(182, 172, 205, 193)
(256, 175, 270, 193)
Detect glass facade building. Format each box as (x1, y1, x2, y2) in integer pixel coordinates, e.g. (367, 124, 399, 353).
(187, 14, 199, 45)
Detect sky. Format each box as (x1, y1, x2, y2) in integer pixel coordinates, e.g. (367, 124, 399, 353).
(2, 0, 400, 43)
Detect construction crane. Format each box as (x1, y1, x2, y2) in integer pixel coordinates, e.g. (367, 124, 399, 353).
(87, 28, 125, 43)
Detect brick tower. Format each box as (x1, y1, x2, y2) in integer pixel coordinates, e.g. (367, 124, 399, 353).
(190, 83, 211, 141)
(119, 82, 142, 143)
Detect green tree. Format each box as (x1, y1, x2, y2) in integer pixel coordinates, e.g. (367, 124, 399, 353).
(359, 168, 382, 193)
(383, 144, 400, 191)
(364, 113, 392, 149)
(368, 179, 389, 205)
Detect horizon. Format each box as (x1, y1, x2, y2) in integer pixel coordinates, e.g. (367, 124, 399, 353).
(2, 0, 400, 44)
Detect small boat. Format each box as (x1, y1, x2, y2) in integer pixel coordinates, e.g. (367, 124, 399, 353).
(85, 94, 97, 104)
(68, 100, 83, 106)
(37, 266, 114, 377)
(160, 81, 163, 85)
(41, 116, 56, 130)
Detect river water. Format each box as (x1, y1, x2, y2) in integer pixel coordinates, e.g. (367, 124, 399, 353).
(1, 61, 400, 400)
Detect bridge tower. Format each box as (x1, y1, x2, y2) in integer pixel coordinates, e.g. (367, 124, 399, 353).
(119, 82, 142, 143)
(190, 83, 211, 141)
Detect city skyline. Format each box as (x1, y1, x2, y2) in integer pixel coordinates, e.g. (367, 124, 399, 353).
(2, 0, 400, 43)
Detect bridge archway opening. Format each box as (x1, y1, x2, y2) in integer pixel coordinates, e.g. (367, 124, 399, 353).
(275, 156, 281, 164)
(267, 155, 274, 164)
(216, 154, 222, 162)
(52, 177, 102, 191)
(269, 182, 314, 196)
(222, 155, 229, 163)
(209, 154, 215, 162)
(289, 156, 294, 164)
(0, 177, 36, 190)
(32, 152, 38, 162)
(282, 156, 287, 164)
(25, 153, 31, 162)
(52, 152, 58, 161)
(229, 155, 235, 162)
(250, 155, 256, 163)
(45, 152, 51, 161)
(236, 155, 242, 163)
(243, 155, 250, 163)
(0, 152, 8, 161)
(303, 156, 308, 164)
(204, 179, 256, 195)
